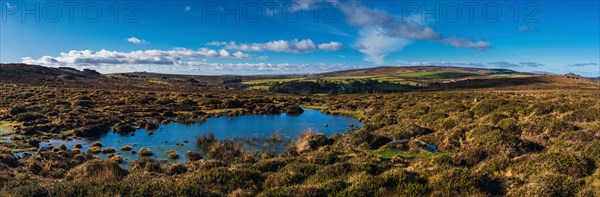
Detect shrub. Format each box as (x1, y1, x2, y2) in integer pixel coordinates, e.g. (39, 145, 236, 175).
(73, 143, 82, 149)
(186, 151, 203, 162)
(264, 163, 318, 188)
(466, 129, 541, 159)
(259, 186, 327, 197)
(110, 156, 123, 164)
(308, 163, 351, 181)
(138, 148, 154, 156)
(495, 118, 520, 135)
(73, 100, 94, 108)
(9, 105, 27, 115)
(512, 174, 582, 196)
(14, 112, 44, 122)
(430, 167, 484, 196)
(295, 130, 330, 153)
(196, 133, 217, 150)
(179, 167, 263, 194)
(74, 124, 110, 137)
(375, 122, 433, 140)
(120, 174, 179, 196)
(421, 111, 448, 125)
(471, 102, 497, 117)
(163, 163, 187, 175)
(255, 158, 289, 172)
(176, 113, 196, 124)
(102, 148, 115, 154)
(91, 141, 102, 147)
(86, 147, 102, 154)
(168, 152, 179, 160)
(336, 172, 382, 197)
(0, 154, 18, 168)
(565, 107, 600, 122)
(129, 159, 162, 173)
(1, 179, 49, 197)
(119, 145, 132, 151)
(378, 168, 428, 195)
(66, 160, 128, 181)
(511, 152, 594, 179)
(113, 123, 135, 134)
(285, 105, 304, 115)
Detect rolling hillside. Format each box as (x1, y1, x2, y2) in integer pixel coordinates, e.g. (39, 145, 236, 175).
(317, 66, 520, 77)
(2, 64, 597, 92)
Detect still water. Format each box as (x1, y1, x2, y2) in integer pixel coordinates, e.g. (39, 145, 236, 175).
(41, 109, 361, 163)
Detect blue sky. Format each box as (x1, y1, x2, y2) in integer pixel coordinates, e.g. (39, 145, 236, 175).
(1, 0, 599, 76)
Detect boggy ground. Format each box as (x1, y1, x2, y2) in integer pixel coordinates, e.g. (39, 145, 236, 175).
(0, 81, 599, 196)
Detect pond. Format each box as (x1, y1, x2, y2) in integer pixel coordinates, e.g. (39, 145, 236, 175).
(40, 109, 361, 164)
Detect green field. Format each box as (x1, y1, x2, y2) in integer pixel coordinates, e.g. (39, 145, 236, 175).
(396, 71, 481, 79)
(240, 71, 503, 90)
(242, 75, 423, 89)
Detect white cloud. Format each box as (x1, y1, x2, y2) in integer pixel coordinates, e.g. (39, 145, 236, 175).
(488, 61, 523, 68)
(127, 37, 148, 44)
(326, 0, 492, 64)
(355, 26, 411, 65)
(318, 42, 345, 51)
(208, 39, 344, 53)
(184, 5, 191, 12)
(440, 37, 490, 51)
(256, 55, 268, 60)
(21, 48, 253, 67)
(519, 62, 544, 67)
(567, 63, 598, 67)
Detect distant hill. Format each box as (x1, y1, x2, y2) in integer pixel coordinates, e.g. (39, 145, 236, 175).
(1, 64, 597, 92)
(318, 66, 520, 77)
(0, 63, 103, 81)
(0, 64, 204, 90)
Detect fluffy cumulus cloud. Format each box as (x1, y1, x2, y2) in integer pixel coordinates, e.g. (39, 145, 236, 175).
(356, 26, 412, 65)
(126, 37, 148, 44)
(317, 42, 345, 51)
(19, 48, 366, 75)
(208, 39, 344, 53)
(21, 48, 253, 67)
(294, 0, 491, 64)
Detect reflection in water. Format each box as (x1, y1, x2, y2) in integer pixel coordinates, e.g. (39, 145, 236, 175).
(40, 109, 361, 164)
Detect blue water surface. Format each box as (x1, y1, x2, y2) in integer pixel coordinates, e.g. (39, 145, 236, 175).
(41, 109, 361, 163)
